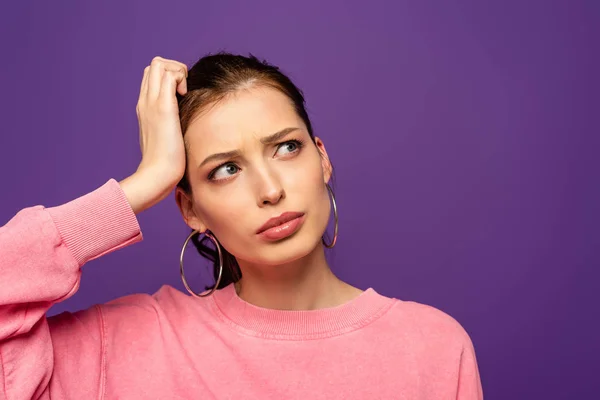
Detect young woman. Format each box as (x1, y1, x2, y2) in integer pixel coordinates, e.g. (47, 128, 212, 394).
(0, 53, 483, 399)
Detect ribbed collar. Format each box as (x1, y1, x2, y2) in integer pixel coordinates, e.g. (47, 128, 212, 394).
(210, 283, 396, 340)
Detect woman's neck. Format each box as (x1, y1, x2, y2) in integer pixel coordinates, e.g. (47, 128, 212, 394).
(234, 244, 362, 311)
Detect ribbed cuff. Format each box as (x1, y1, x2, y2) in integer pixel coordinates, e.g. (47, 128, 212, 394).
(46, 179, 143, 266)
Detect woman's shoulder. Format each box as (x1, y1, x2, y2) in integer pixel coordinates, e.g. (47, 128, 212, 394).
(379, 294, 475, 347)
(95, 284, 216, 333)
(100, 284, 213, 315)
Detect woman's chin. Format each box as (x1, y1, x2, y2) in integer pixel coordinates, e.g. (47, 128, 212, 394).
(250, 231, 321, 266)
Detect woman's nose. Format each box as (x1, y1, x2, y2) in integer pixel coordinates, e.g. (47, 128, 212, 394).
(255, 169, 285, 206)
(259, 186, 284, 206)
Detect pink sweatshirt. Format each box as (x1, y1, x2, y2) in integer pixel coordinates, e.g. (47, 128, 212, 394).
(0, 179, 483, 399)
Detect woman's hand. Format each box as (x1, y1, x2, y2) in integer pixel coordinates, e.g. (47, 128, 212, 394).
(120, 56, 188, 214)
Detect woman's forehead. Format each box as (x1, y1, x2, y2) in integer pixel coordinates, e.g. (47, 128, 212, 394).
(186, 87, 303, 146)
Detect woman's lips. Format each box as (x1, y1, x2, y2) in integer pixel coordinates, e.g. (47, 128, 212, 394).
(256, 214, 305, 241)
(256, 211, 305, 234)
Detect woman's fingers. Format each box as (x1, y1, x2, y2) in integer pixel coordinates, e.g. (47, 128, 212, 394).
(159, 69, 187, 104)
(146, 56, 188, 100)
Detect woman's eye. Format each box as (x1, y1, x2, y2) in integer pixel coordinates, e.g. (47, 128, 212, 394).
(275, 140, 302, 157)
(209, 140, 303, 181)
(210, 163, 239, 181)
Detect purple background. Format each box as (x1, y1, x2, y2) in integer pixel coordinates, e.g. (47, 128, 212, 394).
(1, 1, 598, 398)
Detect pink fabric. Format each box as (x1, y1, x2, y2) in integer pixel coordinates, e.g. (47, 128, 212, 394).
(0, 179, 483, 399)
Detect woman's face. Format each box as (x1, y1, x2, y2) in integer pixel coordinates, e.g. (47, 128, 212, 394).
(176, 86, 332, 266)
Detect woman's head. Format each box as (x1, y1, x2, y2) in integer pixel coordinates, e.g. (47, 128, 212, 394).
(175, 52, 334, 290)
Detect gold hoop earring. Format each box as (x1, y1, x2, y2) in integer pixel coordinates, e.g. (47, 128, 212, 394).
(322, 183, 338, 248)
(179, 230, 223, 297)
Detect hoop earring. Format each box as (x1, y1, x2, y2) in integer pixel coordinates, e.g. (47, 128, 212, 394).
(179, 230, 223, 298)
(322, 183, 338, 248)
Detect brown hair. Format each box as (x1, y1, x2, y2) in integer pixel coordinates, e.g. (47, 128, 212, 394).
(176, 52, 330, 292)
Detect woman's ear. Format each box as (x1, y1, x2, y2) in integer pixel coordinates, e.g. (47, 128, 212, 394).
(175, 187, 206, 232)
(314, 136, 333, 184)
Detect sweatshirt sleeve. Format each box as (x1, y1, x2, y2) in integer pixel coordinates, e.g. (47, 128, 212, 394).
(0, 179, 142, 399)
(456, 332, 484, 400)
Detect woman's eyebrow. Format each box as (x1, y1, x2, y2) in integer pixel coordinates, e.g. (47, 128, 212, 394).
(198, 127, 300, 168)
(260, 127, 300, 145)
